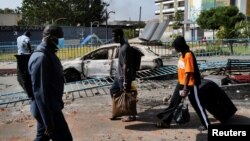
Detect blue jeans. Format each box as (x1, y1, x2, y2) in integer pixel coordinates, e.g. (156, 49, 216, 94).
(31, 101, 73, 141)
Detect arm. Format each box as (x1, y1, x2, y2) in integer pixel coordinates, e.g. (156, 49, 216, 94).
(123, 63, 128, 89)
(122, 44, 130, 89)
(24, 38, 32, 53)
(30, 54, 54, 128)
(181, 72, 192, 97)
(181, 53, 195, 97)
(27, 42, 32, 53)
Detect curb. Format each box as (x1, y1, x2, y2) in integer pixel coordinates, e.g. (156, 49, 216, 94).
(0, 69, 17, 76)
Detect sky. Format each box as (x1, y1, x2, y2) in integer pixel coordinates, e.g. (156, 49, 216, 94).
(0, 0, 157, 21)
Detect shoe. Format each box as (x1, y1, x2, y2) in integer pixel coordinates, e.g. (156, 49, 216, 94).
(155, 121, 170, 128)
(122, 116, 136, 122)
(109, 116, 117, 120)
(156, 113, 163, 119)
(197, 125, 207, 131)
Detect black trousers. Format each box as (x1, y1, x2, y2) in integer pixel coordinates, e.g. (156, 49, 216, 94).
(157, 82, 210, 128)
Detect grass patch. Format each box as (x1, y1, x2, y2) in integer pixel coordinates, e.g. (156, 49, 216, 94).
(0, 46, 98, 62)
(57, 46, 97, 60)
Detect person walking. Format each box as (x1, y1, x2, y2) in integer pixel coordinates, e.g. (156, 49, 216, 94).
(17, 31, 32, 54)
(109, 28, 137, 122)
(28, 25, 73, 141)
(156, 36, 210, 131)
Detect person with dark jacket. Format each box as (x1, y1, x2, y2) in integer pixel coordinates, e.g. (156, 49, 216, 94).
(109, 28, 136, 122)
(28, 25, 73, 141)
(156, 36, 210, 131)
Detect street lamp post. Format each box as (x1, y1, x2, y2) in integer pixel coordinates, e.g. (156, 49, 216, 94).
(90, 21, 99, 47)
(105, 10, 115, 43)
(190, 21, 195, 48)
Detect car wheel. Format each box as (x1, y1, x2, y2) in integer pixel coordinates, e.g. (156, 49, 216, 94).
(64, 69, 81, 82)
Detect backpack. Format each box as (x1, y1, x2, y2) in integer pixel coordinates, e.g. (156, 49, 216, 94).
(127, 46, 144, 80)
(130, 46, 144, 71)
(14, 50, 45, 98)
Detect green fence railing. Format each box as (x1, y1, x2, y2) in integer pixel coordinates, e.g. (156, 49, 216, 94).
(1, 38, 250, 62)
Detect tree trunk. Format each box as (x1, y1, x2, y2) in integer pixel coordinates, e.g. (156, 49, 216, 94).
(229, 41, 234, 55)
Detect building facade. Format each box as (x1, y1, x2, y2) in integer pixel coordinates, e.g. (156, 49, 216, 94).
(154, 0, 185, 40)
(155, 0, 185, 23)
(155, 0, 249, 41)
(0, 14, 21, 26)
(186, 0, 236, 40)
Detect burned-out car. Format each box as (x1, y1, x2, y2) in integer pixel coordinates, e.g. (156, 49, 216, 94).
(62, 43, 163, 82)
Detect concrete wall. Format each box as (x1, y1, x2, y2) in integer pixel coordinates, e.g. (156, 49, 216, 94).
(0, 26, 112, 43)
(0, 14, 21, 26)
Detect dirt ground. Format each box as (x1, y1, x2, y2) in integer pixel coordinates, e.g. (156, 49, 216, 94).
(1, 56, 250, 141)
(1, 77, 250, 141)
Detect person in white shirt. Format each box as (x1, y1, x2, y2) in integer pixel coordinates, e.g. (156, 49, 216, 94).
(17, 31, 32, 54)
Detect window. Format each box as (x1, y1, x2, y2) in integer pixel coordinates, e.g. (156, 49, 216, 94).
(90, 49, 109, 60)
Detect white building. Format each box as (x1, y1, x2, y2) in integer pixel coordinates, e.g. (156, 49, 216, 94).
(0, 14, 21, 26)
(155, 0, 250, 41)
(155, 0, 185, 41)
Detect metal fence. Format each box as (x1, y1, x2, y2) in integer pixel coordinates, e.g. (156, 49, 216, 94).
(1, 38, 250, 62)
(147, 38, 250, 57)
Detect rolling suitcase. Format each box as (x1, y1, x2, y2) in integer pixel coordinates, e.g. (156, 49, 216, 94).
(199, 79, 237, 123)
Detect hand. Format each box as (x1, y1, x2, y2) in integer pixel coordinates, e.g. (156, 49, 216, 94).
(44, 126, 54, 137)
(180, 89, 189, 97)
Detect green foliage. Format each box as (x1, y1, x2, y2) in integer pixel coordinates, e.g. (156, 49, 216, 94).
(197, 6, 245, 40)
(124, 29, 136, 39)
(216, 26, 240, 39)
(196, 8, 219, 30)
(193, 46, 231, 56)
(19, 0, 106, 26)
(173, 10, 184, 29)
(215, 6, 245, 29)
(197, 6, 245, 31)
(170, 34, 182, 40)
(235, 20, 250, 38)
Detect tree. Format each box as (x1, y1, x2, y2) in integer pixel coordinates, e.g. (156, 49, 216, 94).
(172, 10, 184, 29)
(0, 8, 16, 14)
(196, 6, 245, 54)
(18, 0, 106, 26)
(235, 19, 250, 38)
(196, 8, 220, 31)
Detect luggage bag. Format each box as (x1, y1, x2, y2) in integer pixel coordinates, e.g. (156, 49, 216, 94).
(199, 79, 237, 123)
(112, 83, 138, 118)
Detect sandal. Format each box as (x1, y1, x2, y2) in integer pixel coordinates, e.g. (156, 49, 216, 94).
(122, 116, 136, 122)
(155, 121, 170, 128)
(197, 125, 207, 131)
(109, 116, 119, 120)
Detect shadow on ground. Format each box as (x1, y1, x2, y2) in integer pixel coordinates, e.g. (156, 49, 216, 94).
(125, 107, 202, 131)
